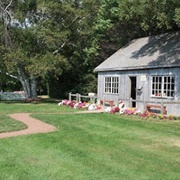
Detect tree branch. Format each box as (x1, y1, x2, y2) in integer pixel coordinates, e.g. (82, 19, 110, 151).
(53, 42, 66, 55)
(4, 0, 12, 11)
(5, 72, 19, 80)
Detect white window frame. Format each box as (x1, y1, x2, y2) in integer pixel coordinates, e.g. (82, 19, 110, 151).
(151, 76, 175, 98)
(104, 76, 119, 94)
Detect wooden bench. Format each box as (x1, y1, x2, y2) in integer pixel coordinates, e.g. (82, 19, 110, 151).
(100, 100, 114, 107)
(146, 104, 167, 114)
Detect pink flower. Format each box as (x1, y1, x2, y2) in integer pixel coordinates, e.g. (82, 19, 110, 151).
(110, 107, 120, 114)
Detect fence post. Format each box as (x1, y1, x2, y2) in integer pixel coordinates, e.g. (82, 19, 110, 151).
(144, 101, 147, 112)
(161, 101, 163, 114)
(78, 94, 81, 102)
(102, 96, 105, 110)
(69, 92, 71, 101)
(129, 98, 132, 108)
(76, 93, 79, 102)
(90, 96, 92, 104)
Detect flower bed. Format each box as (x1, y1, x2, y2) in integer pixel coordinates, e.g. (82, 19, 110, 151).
(104, 106, 176, 120)
(139, 111, 176, 120)
(124, 108, 140, 115)
(105, 106, 141, 115)
(122, 109, 176, 120)
(58, 99, 101, 111)
(59, 100, 176, 120)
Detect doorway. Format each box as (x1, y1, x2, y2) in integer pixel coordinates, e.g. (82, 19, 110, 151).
(130, 77, 136, 107)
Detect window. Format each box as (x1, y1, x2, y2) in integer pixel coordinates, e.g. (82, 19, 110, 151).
(104, 77, 119, 94)
(151, 76, 175, 98)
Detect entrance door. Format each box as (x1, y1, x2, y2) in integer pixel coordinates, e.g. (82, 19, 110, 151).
(130, 77, 136, 107)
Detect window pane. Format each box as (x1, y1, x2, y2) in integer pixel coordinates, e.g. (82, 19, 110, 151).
(152, 76, 175, 98)
(152, 76, 175, 97)
(159, 77, 162, 83)
(104, 77, 119, 94)
(171, 92, 174, 97)
(152, 76, 162, 97)
(105, 77, 111, 93)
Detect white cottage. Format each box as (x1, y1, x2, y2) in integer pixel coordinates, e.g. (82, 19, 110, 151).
(94, 32, 180, 116)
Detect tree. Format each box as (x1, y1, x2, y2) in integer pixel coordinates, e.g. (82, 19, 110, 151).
(0, 0, 70, 98)
(92, 0, 180, 63)
(46, 0, 102, 97)
(0, 0, 102, 98)
(1, 0, 179, 99)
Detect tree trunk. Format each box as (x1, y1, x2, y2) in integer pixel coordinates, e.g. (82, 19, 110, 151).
(19, 76, 37, 98)
(30, 75, 37, 98)
(17, 67, 37, 98)
(20, 78, 31, 98)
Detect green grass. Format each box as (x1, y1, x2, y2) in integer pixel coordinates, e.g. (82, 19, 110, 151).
(0, 115, 27, 133)
(0, 102, 179, 180)
(0, 100, 77, 114)
(0, 100, 76, 132)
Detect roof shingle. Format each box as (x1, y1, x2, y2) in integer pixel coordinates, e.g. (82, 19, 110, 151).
(94, 32, 180, 72)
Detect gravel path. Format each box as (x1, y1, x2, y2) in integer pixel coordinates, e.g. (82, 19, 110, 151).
(0, 113, 57, 139)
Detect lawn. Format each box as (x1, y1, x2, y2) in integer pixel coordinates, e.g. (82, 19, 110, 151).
(0, 115, 27, 133)
(0, 100, 76, 132)
(0, 101, 179, 180)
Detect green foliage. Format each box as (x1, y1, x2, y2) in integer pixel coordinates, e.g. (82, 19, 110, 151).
(90, 0, 180, 70)
(175, 8, 180, 27)
(0, 76, 21, 92)
(0, 0, 179, 98)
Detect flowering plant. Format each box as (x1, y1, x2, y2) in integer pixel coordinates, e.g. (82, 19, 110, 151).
(124, 108, 140, 115)
(58, 99, 101, 111)
(139, 111, 176, 120)
(110, 107, 120, 114)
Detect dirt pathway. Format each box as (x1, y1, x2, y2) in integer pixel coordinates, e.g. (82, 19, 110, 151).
(0, 113, 57, 139)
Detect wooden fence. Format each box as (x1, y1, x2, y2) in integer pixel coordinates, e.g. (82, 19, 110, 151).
(68, 93, 180, 114)
(0, 91, 25, 100)
(68, 93, 98, 104)
(119, 98, 180, 114)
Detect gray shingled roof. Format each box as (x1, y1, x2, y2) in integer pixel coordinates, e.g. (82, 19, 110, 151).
(94, 32, 180, 72)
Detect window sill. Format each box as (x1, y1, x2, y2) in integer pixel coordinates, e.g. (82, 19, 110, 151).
(104, 93, 119, 95)
(151, 96, 174, 100)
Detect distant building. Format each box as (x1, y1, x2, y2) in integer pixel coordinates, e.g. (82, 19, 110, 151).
(94, 32, 180, 116)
